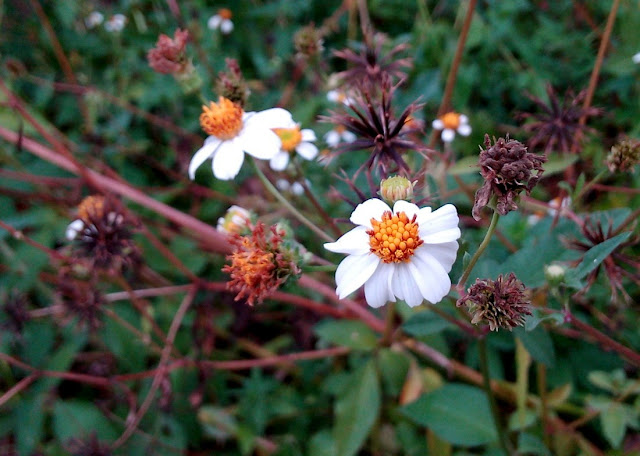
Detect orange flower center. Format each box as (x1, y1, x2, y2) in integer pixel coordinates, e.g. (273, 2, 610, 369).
(77, 195, 105, 222)
(199, 97, 243, 139)
(218, 8, 232, 20)
(440, 112, 461, 129)
(273, 126, 302, 152)
(367, 211, 423, 263)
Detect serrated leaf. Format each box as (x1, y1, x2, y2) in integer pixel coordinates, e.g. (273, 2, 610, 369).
(315, 320, 378, 350)
(334, 360, 381, 456)
(400, 383, 498, 446)
(601, 402, 626, 449)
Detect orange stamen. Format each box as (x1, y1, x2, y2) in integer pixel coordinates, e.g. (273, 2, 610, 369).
(199, 97, 243, 139)
(367, 211, 423, 263)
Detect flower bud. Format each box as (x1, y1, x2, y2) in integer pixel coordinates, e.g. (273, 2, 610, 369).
(380, 176, 416, 204)
(544, 264, 566, 286)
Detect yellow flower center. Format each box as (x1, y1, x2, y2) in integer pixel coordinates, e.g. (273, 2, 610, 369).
(218, 8, 233, 20)
(77, 195, 105, 222)
(440, 112, 461, 129)
(367, 211, 423, 263)
(199, 97, 243, 140)
(273, 126, 302, 152)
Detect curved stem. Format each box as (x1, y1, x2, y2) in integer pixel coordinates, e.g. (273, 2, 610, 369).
(251, 158, 334, 242)
(478, 337, 514, 456)
(458, 211, 500, 291)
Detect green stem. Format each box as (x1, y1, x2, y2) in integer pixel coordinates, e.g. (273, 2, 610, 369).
(575, 169, 608, 202)
(458, 211, 500, 290)
(251, 158, 334, 243)
(478, 338, 513, 456)
(381, 301, 396, 346)
(301, 264, 337, 273)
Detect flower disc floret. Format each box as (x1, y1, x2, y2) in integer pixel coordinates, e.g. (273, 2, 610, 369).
(368, 211, 423, 263)
(273, 126, 303, 152)
(199, 97, 244, 139)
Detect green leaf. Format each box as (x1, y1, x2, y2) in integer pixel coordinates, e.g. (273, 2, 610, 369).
(524, 309, 564, 331)
(52, 400, 118, 444)
(448, 156, 479, 176)
(308, 430, 337, 456)
(517, 432, 551, 455)
(542, 155, 579, 175)
(565, 232, 631, 288)
(601, 402, 627, 449)
(514, 326, 556, 367)
(377, 348, 410, 396)
(400, 383, 498, 446)
(333, 360, 381, 456)
(402, 310, 454, 337)
(315, 320, 378, 350)
(14, 394, 46, 455)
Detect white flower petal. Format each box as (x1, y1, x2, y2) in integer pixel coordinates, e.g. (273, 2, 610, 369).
(350, 198, 391, 228)
(269, 151, 290, 171)
(392, 263, 424, 307)
(324, 226, 370, 255)
(247, 108, 294, 129)
(411, 248, 452, 303)
(457, 124, 472, 136)
(66, 219, 84, 240)
(632, 52, 640, 64)
(208, 15, 221, 29)
(221, 19, 234, 34)
(291, 182, 304, 195)
(296, 142, 318, 160)
(441, 128, 455, 142)
(327, 90, 340, 102)
(334, 254, 379, 299)
(421, 241, 459, 272)
(240, 127, 281, 159)
(212, 140, 244, 180)
(419, 204, 461, 244)
(459, 114, 469, 124)
(324, 130, 340, 147)
(301, 129, 316, 142)
(392, 200, 420, 219)
(189, 137, 221, 179)
(415, 206, 433, 226)
(432, 119, 444, 130)
(364, 263, 395, 308)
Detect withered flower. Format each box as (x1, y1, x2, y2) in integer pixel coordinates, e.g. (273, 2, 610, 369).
(67, 195, 138, 271)
(333, 32, 412, 92)
(147, 29, 190, 75)
(473, 135, 546, 220)
(1, 290, 30, 338)
(324, 76, 424, 176)
(215, 58, 250, 108)
(520, 84, 601, 154)
(607, 138, 640, 173)
(566, 217, 639, 302)
(56, 271, 105, 330)
(223, 223, 300, 306)
(457, 273, 532, 331)
(294, 24, 324, 60)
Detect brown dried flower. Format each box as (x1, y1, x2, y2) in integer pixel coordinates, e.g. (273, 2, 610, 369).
(294, 24, 324, 59)
(457, 273, 532, 331)
(223, 223, 300, 306)
(147, 29, 190, 75)
(473, 135, 546, 220)
(607, 139, 640, 173)
(56, 272, 105, 330)
(333, 32, 412, 92)
(68, 195, 138, 271)
(324, 76, 424, 176)
(520, 84, 601, 154)
(215, 58, 250, 108)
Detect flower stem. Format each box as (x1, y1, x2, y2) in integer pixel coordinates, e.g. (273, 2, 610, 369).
(381, 301, 396, 346)
(458, 211, 500, 291)
(251, 158, 334, 242)
(301, 264, 337, 273)
(478, 337, 513, 456)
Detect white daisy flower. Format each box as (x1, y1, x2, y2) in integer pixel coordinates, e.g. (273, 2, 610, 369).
(217, 205, 251, 234)
(270, 124, 318, 171)
(324, 125, 357, 148)
(85, 11, 104, 29)
(189, 97, 293, 180)
(66, 219, 85, 240)
(275, 179, 306, 196)
(104, 14, 127, 32)
(208, 8, 234, 34)
(432, 112, 471, 143)
(327, 89, 354, 106)
(325, 198, 461, 308)
(633, 52, 640, 64)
